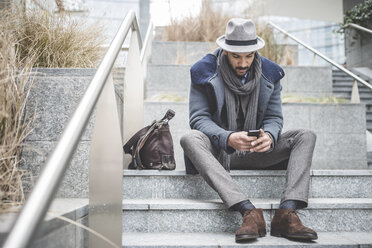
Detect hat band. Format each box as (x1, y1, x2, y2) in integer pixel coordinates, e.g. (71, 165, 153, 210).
(225, 38, 257, 46)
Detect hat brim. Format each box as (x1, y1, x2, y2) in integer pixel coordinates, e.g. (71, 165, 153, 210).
(216, 35, 265, 53)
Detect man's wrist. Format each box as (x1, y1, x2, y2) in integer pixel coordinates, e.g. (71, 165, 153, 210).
(265, 132, 274, 147)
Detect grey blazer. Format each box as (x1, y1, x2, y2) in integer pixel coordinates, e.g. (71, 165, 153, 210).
(188, 48, 285, 156)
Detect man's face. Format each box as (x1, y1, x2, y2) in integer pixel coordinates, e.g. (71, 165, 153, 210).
(224, 50, 255, 77)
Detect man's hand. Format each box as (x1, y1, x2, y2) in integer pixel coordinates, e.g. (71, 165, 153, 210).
(250, 129, 272, 153)
(227, 129, 272, 152)
(228, 131, 257, 151)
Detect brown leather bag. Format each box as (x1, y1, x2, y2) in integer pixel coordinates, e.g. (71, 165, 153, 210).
(123, 109, 176, 170)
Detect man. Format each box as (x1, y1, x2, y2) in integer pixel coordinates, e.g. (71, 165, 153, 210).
(180, 18, 318, 242)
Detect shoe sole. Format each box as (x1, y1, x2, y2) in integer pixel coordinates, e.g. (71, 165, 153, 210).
(235, 230, 266, 242)
(271, 230, 318, 240)
(235, 234, 259, 242)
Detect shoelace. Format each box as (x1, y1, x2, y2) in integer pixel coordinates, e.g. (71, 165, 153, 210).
(288, 209, 306, 218)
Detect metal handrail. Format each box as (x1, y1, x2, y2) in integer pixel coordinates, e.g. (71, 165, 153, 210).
(268, 21, 372, 91)
(345, 23, 372, 35)
(3, 10, 142, 248)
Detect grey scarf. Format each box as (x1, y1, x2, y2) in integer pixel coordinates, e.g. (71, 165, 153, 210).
(217, 51, 262, 171)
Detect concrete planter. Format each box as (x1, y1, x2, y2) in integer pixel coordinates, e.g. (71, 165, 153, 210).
(22, 68, 96, 198)
(22, 68, 125, 198)
(282, 103, 367, 169)
(345, 21, 372, 68)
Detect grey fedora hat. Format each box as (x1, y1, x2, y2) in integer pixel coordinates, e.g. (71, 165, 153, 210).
(216, 18, 265, 53)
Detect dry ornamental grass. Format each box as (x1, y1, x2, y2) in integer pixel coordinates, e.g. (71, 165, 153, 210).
(4, 6, 104, 68)
(0, 30, 35, 212)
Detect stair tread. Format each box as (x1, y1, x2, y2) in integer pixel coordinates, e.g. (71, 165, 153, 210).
(122, 198, 372, 210)
(122, 232, 372, 247)
(123, 169, 372, 176)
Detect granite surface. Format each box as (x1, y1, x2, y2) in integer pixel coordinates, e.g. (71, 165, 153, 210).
(121, 198, 372, 232)
(150, 41, 216, 65)
(281, 66, 333, 97)
(21, 141, 90, 198)
(144, 102, 368, 170)
(122, 232, 372, 247)
(122, 170, 372, 199)
(25, 76, 95, 141)
(23, 69, 125, 198)
(145, 65, 334, 99)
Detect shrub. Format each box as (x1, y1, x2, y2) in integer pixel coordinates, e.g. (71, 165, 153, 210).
(344, 0, 372, 28)
(339, 0, 372, 33)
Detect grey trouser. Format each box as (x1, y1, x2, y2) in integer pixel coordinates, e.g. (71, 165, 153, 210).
(180, 129, 317, 209)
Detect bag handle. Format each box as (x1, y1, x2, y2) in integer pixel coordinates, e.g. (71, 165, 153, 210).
(161, 109, 175, 122)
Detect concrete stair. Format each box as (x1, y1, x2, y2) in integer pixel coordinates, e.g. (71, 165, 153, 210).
(122, 170, 372, 235)
(120, 40, 372, 247)
(121, 170, 372, 247)
(122, 170, 372, 234)
(332, 69, 372, 131)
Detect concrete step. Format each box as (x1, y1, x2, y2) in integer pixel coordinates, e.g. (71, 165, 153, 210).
(146, 65, 333, 99)
(150, 41, 216, 65)
(122, 170, 372, 200)
(333, 81, 355, 87)
(144, 101, 367, 170)
(146, 64, 190, 99)
(122, 232, 372, 247)
(333, 86, 371, 93)
(332, 93, 369, 101)
(332, 91, 372, 99)
(122, 198, 372, 232)
(332, 77, 355, 82)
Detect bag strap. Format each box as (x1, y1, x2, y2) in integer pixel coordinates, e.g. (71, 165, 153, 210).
(134, 122, 158, 169)
(123, 122, 153, 155)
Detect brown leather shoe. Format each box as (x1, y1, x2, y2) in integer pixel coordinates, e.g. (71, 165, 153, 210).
(235, 208, 266, 242)
(270, 209, 318, 240)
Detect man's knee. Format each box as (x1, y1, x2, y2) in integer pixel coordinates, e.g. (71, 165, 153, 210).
(180, 130, 208, 149)
(298, 129, 317, 145)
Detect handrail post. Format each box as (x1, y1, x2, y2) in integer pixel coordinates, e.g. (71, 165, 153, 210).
(351, 80, 361, 103)
(312, 53, 317, 66)
(123, 28, 144, 168)
(89, 74, 123, 248)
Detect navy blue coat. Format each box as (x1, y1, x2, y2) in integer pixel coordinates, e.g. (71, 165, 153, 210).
(188, 48, 285, 155)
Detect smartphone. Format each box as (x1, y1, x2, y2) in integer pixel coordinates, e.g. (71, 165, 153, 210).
(248, 129, 260, 138)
